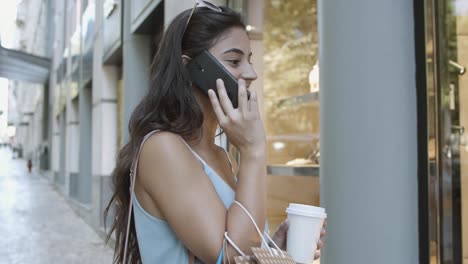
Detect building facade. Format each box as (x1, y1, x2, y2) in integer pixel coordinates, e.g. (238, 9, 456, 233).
(5, 0, 467, 263)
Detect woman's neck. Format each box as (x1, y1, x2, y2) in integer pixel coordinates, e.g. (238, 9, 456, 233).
(187, 90, 220, 152)
(192, 117, 219, 152)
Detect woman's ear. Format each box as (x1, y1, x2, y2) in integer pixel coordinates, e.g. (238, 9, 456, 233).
(182, 55, 191, 65)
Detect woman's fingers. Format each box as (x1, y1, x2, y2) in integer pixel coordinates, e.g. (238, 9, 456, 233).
(314, 224, 326, 260)
(278, 219, 288, 233)
(208, 89, 226, 122)
(248, 88, 258, 113)
(237, 78, 248, 114)
(216, 79, 234, 114)
(271, 220, 289, 251)
(316, 239, 324, 250)
(314, 239, 324, 260)
(314, 251, 321, 260)
(320, 227, 327, 238)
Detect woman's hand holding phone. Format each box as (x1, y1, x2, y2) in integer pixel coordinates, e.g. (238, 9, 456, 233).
(208, 78, 266, 157)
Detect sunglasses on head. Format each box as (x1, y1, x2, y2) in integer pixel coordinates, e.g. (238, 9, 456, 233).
(183, 0, 223, 36)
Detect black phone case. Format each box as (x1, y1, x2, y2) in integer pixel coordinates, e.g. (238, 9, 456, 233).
(186, 50, 248, 108)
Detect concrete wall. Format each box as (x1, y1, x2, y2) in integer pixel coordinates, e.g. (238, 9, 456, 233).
(91, 0, 119, 231)
(318, 0, 419, 263)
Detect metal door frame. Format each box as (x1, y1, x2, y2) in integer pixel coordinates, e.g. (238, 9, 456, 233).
(420, 0, 464, 263)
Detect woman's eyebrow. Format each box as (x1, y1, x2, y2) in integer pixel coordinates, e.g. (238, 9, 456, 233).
(222, 48, 252, 57)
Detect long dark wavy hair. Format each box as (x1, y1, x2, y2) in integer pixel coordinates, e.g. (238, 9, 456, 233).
(104, 6, 245, 264)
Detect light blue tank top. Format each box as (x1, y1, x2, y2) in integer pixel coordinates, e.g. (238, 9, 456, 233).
(132, 133, 266, 264)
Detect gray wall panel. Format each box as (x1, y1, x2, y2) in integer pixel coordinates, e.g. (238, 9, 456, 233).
(103, 0, 122, 63)
(318, 0, 419, 263)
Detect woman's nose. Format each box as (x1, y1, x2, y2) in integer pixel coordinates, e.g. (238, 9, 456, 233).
(240, 64, 258, 83)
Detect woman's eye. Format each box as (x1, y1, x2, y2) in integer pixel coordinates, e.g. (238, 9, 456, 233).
(227, 60, 240, 66)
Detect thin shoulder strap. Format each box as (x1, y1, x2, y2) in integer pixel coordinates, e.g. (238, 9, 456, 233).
(122, 130, 159, 264)
(122, 130, 196, 264)
(222, 148, 235, 176)
(177, 136, 207, 166)
(177, 135, 234, 175)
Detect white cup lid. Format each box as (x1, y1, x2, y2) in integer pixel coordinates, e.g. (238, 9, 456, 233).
(287, 203, 325, 214)
(286, 208, 327, 218)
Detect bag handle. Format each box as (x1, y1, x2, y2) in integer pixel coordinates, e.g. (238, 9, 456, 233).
(122, 131, 159, 263)
(224, 201, 285, 258)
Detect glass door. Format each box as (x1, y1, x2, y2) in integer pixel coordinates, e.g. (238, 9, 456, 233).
(425, 0, 467, 263)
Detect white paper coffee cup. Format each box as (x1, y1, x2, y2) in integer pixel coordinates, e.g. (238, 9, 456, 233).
(286, 203, 326, 264)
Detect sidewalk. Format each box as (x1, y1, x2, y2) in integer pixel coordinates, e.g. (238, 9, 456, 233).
(0, 147, 114, 264)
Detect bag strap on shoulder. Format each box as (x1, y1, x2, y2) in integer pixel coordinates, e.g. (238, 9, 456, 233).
(122, 130, 159, 263)
(121, 130, 213, 264)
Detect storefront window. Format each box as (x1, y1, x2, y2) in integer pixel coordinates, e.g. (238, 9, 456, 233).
(227, 0, 319, 168)
(228, 0, 320, 232)
(264, 0, 319, 168)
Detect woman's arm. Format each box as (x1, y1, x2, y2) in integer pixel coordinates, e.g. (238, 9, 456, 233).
(137, 132, 267, 263)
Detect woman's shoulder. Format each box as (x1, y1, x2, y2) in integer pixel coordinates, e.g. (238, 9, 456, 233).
(140, 131, 193, 160)
(145, 130, 181, 142)
(137, 131, 204, 185)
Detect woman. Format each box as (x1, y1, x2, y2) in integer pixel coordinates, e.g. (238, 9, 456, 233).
(105, 3, 325, 263)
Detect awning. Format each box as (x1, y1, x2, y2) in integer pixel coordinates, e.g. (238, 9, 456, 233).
(0, 46, 51, 84)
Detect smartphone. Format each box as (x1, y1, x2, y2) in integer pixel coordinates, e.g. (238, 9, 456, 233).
(186, 50, 249, 108)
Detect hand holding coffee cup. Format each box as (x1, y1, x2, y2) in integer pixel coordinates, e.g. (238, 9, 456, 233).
(285, 203, 327, 263)
(271, 218, 326, 260)
(315, 220, 327, 259)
